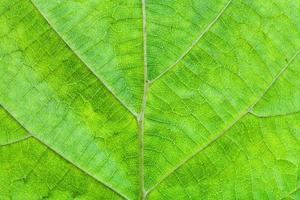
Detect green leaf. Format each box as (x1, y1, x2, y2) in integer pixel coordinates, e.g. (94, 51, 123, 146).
(0, 0, 300, 199)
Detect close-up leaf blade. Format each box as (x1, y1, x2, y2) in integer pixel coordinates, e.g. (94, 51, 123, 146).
(0, 107, 122, 200)
(0, 0, 299, 199)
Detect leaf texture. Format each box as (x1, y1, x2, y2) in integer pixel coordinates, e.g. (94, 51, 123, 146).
(0, 0, 300, 199)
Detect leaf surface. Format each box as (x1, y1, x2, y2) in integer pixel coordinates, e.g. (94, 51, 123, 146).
(0, 0, 300, 199)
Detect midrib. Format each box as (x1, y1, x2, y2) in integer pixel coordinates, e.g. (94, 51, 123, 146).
(138, 0, 149, 198)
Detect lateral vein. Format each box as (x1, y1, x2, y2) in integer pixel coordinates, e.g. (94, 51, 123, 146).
(0, 104, 129, 200)
(149, 0, 232, 84)
(249, 48, 300, 110)
(29, 0, 137, 117)
(249, 110, 300, 118)
(0, 135, 32, 147)
(146, 47, 300, 195)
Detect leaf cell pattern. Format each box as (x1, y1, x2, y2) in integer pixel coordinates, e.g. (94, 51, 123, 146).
(0, 0, 300, 199)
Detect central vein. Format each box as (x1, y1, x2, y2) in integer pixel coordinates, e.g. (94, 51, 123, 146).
(139, 0, 148, 199)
